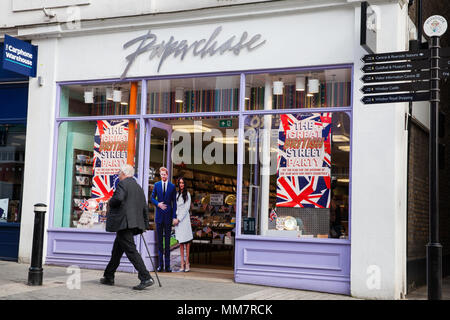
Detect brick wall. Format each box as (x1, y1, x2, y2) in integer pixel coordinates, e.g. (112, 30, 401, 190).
(407, 121, 429, 261)
(407, 1, 450, 289)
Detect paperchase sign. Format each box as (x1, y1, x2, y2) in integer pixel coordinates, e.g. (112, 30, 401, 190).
(2, 35, 38, 77)
(121, 26, 266, 78)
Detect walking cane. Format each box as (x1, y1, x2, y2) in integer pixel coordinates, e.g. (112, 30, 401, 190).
(140, 234, 162, 287)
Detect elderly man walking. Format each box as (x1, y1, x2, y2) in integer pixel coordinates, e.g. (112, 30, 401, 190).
(100, 164, 154, 290)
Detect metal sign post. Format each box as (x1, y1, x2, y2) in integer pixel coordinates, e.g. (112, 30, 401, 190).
(424, 15, 447, 301)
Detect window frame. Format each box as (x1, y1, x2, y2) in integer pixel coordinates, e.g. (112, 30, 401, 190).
(49, 64, 353, 244)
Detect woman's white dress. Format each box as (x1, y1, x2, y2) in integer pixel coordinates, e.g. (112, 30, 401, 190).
(174, 192, 193, 243)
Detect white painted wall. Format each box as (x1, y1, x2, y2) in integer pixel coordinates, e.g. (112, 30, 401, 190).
(412, 101, 430, 129)
(1, 0, 282, 29)
(14, 0, 411, 300)
(351, 1, 408, 299)
(53, 6, 354, 81)
(18, 38, 58, 264)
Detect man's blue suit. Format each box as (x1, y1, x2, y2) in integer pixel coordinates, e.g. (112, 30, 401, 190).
(151, 180, 177, 270)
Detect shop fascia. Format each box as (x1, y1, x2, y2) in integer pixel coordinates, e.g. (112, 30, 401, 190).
(120, 25, 266, 78)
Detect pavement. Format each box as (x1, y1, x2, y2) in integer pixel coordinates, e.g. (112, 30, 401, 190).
(0, 260, 356, 300)
(405, 276, 450, 300)
(0, 260, 448, 301)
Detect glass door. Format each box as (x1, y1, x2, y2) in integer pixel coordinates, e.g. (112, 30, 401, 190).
(141, 120, 172, 270)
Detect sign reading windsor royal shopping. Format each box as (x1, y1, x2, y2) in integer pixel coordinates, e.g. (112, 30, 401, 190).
(276, 113, 332, 208)
(91, 120, 129, 203)
(2, 34, 38, 77)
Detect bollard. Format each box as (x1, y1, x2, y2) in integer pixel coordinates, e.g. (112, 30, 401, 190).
(27, 203, 47, 286)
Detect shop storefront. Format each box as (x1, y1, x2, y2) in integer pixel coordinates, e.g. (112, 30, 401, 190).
(17, 1, 411, 299)
(0, 43, 28, 261)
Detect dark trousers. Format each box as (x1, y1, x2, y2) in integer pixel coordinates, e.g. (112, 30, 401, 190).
(104, 229, 151, 281)
(156, 222, 172, 268)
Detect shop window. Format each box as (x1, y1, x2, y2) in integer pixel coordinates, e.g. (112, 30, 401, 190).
(59, 82, 141, 117)
(146, 75, 240, 114)
(241, 112, 350, 240)
(0, 124, 26, 224)
(244, 68, 352, 110)
(53, 120, 140, 228)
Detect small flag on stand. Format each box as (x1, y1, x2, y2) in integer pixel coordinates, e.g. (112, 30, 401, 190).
(270, 209, 277, 221)
(79, 199, 89, 211)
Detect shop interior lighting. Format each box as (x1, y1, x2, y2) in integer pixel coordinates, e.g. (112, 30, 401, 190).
(338, 145, 350, 152)
(273, 79, 284, 95)
(295, 76, 306, 91)
(245, 85, 251, 100)
(84, 89, 94, 104)
(332, 134, 349, 142)
(173, 124, 211, 133)
(113, 89, 122, 103)
(121, 92, 129, 106)
(106, 88, 113, 101)
(307, 78, 319, 96)
(332, 114, 349, 142)
(214, 136, 250, 144)
(175, 87, 184, 103)
(337, 178, 349, 183)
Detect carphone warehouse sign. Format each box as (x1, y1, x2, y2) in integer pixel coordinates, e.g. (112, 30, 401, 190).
(2, 34, 38, 77)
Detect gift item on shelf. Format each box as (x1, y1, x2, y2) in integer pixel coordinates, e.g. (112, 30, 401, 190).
(70, 150, 94, 227)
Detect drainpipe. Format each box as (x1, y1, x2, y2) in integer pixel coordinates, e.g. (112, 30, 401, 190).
(417, 0, 424, 48)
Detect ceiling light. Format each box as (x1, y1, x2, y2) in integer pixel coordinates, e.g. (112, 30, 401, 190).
(338, 145, 350, 152)
(296, 76, 305, 91)
(173, 124, 211, 133)
(337, 178, 349, 183)
(106, 88, 113, 101)
(245, 85, 251, 100)
(84, 89, 94, 104)
(273, 80, 284, 95)
(175, 87, 184, 103)
(214, 136, 250, 144)
(332, 134, 350, 142)
(121, 92, 129, 106)
(113, 90, 122, 103)
(308, 78, 319, 94)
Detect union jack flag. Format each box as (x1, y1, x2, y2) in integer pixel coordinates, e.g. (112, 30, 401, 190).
(91, 120, 129, 204)
(270, 208, 277, 221)
(91, 174, 118, 202)
(78, 199, 89, 211)
(277, 113, 332, 208)
(93, 120, 129, 170)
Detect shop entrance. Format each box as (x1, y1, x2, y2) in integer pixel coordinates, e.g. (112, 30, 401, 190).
(145, 117, 237, 272)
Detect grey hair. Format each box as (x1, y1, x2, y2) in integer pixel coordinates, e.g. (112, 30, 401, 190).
(119, 164, 135, 177)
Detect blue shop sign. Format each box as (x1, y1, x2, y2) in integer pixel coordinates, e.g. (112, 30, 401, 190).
(2, 34, 38, 78)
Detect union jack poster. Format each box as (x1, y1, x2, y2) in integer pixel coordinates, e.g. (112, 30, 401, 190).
(91, 120, 129, 203)
(276, 113, 332, 208)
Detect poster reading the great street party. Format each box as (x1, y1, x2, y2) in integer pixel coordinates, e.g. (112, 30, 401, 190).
(91, 120, 129, 203)
(276, 113, 332, 208)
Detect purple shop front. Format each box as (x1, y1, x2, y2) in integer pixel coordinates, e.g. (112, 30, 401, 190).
(46, 65, 352, 296)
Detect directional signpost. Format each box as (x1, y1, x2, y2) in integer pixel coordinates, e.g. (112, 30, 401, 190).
(360, 31, 450, 106)
(423, 14, 447, 301)
(359, 14, 448, 301)
(361, 92, 430, 104)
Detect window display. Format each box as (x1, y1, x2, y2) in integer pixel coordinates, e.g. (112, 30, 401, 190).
(54, 120, 140, 229)
(146, 75, 240, 114)
(245, 68, 351, 110)
(241, 112, 350, 239)
(0, 124, 26, 224)
(59, 82, 141, 117)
